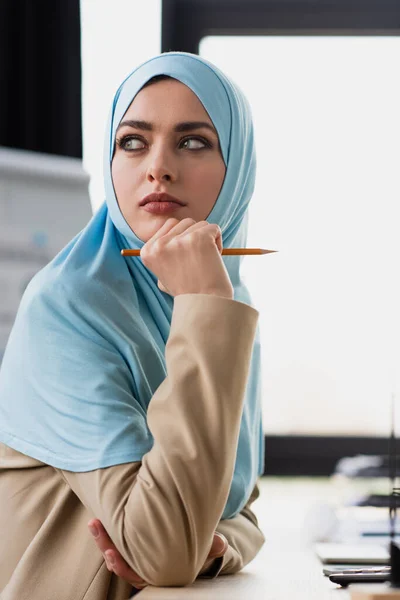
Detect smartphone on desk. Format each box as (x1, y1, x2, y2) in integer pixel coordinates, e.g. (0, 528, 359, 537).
(329, 567, 390, 587)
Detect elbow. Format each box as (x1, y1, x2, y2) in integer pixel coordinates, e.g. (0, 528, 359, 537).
(121, 505, 205, 586)
(127, 541, 201, 587)
(138, 560, 198, 588)
(117, 539, 199, 587)
(149, 572, 196, 588)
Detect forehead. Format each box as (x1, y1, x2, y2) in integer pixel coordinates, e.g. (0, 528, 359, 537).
(122, 78, 213, 125)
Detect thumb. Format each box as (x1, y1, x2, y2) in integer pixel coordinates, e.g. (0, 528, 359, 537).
(157, 279, 171, 295)
(214, 225, 223, 254)
(208, 533, 228, 559)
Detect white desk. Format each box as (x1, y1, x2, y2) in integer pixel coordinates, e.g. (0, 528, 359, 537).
(138, 477, 361, 599)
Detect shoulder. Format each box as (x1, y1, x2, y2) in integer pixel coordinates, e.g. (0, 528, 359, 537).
(24, 259, 131, 320)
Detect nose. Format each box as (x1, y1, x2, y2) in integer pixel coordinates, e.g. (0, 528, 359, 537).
(146, 148, 176, 184)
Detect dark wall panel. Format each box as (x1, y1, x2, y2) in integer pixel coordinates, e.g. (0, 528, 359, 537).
(0, 0, 82, 158)
(162, 0, 400, 54)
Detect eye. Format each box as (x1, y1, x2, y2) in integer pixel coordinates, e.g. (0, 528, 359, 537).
(117, 135, 146, 151)
(180, 137, 211, 150)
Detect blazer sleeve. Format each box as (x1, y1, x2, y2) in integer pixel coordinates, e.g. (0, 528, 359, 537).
(57, 293, 259, 588)
(198, 482, 265, 578)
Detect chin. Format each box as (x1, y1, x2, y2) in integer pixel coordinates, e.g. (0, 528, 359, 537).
(129, 216, 181, 243)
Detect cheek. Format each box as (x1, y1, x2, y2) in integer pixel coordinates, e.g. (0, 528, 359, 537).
(111, 160, 122, 193)
(205, 162, 226, 197)
(191, 159, 225, 191)
(111, 159, 138, 198)
(188, 162, 225, 220)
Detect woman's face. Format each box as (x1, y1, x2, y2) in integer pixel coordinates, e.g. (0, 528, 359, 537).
(112, 78, 226, 242)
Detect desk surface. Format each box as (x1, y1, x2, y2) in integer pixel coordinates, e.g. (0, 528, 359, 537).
(138, 477, 364, 599)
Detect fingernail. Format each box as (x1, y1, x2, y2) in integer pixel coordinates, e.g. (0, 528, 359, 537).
(89, 524, 99, 538)
(105, 551, 115, 566)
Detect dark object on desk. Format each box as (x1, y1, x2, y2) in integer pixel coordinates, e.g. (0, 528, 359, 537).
(329, 570, 390, 587)
(390, 542, 400, 588)
(334, 455, 400, 479)
(356, 494, 400, 508)
(388, 391, 400, 590)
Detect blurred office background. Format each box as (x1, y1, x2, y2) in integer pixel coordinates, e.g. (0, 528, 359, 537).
(1, 0, 399, 474)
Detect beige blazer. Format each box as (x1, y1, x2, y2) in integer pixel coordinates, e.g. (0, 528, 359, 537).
(0, 294, 265, 600)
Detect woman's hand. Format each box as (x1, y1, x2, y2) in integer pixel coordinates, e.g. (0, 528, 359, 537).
(88, 518, 228, 589)
(141, 217, 234, 299)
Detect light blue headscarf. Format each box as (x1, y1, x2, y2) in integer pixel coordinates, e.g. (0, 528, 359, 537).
(0, 52, 264, 519)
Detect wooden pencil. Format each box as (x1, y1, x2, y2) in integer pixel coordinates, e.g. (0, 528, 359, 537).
(121, 248, 277, 257)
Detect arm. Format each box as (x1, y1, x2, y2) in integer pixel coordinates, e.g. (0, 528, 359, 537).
(198, 482, 265, 578)
(89, 481, 265, 586)
(57, 294, 259, 587)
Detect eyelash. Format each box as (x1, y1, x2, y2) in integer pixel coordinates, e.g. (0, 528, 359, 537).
(115, 134, 213, 152)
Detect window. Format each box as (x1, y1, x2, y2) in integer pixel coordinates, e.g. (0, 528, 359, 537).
(80, 0, 161, 211)
(201, 36, 400, 436)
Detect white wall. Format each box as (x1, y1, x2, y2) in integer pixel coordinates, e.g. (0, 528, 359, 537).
(80, 0, 162, 213)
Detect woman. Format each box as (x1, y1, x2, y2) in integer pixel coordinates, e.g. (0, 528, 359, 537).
(0, 52, 265, 599)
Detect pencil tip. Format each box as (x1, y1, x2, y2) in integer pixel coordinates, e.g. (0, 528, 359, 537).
(262, 249, 278, 254)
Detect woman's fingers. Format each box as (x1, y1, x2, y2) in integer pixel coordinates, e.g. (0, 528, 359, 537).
(207, 532, 229, 559)
(146, 217, 194, 243)
(143, 216, 223, 258)
(167, 220, 209, 237)
(149, 219, 216, 294)
(178, 221, 222, 254)
(88, 519, 147, 587)
(146, 217, 180, 241)
(157, 279, 170, 294)
(147, 218, 199, 252)
(88, 519, 115, 553)
(103, 549, 147, 588)
(200, 532, 229, 575)
(157, 222, 213, 294)
(145, 218, 211, 247)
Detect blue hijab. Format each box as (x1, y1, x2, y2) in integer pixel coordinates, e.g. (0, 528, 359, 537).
(0, 52, 264, 519)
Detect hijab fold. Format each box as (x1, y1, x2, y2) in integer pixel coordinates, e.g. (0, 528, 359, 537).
(0, 52, 264, 519)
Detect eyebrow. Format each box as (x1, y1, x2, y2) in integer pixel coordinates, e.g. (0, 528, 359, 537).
(116, 119, 218, 135)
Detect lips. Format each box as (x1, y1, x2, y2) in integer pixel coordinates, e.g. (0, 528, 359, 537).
(139, 192, 186, 206)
